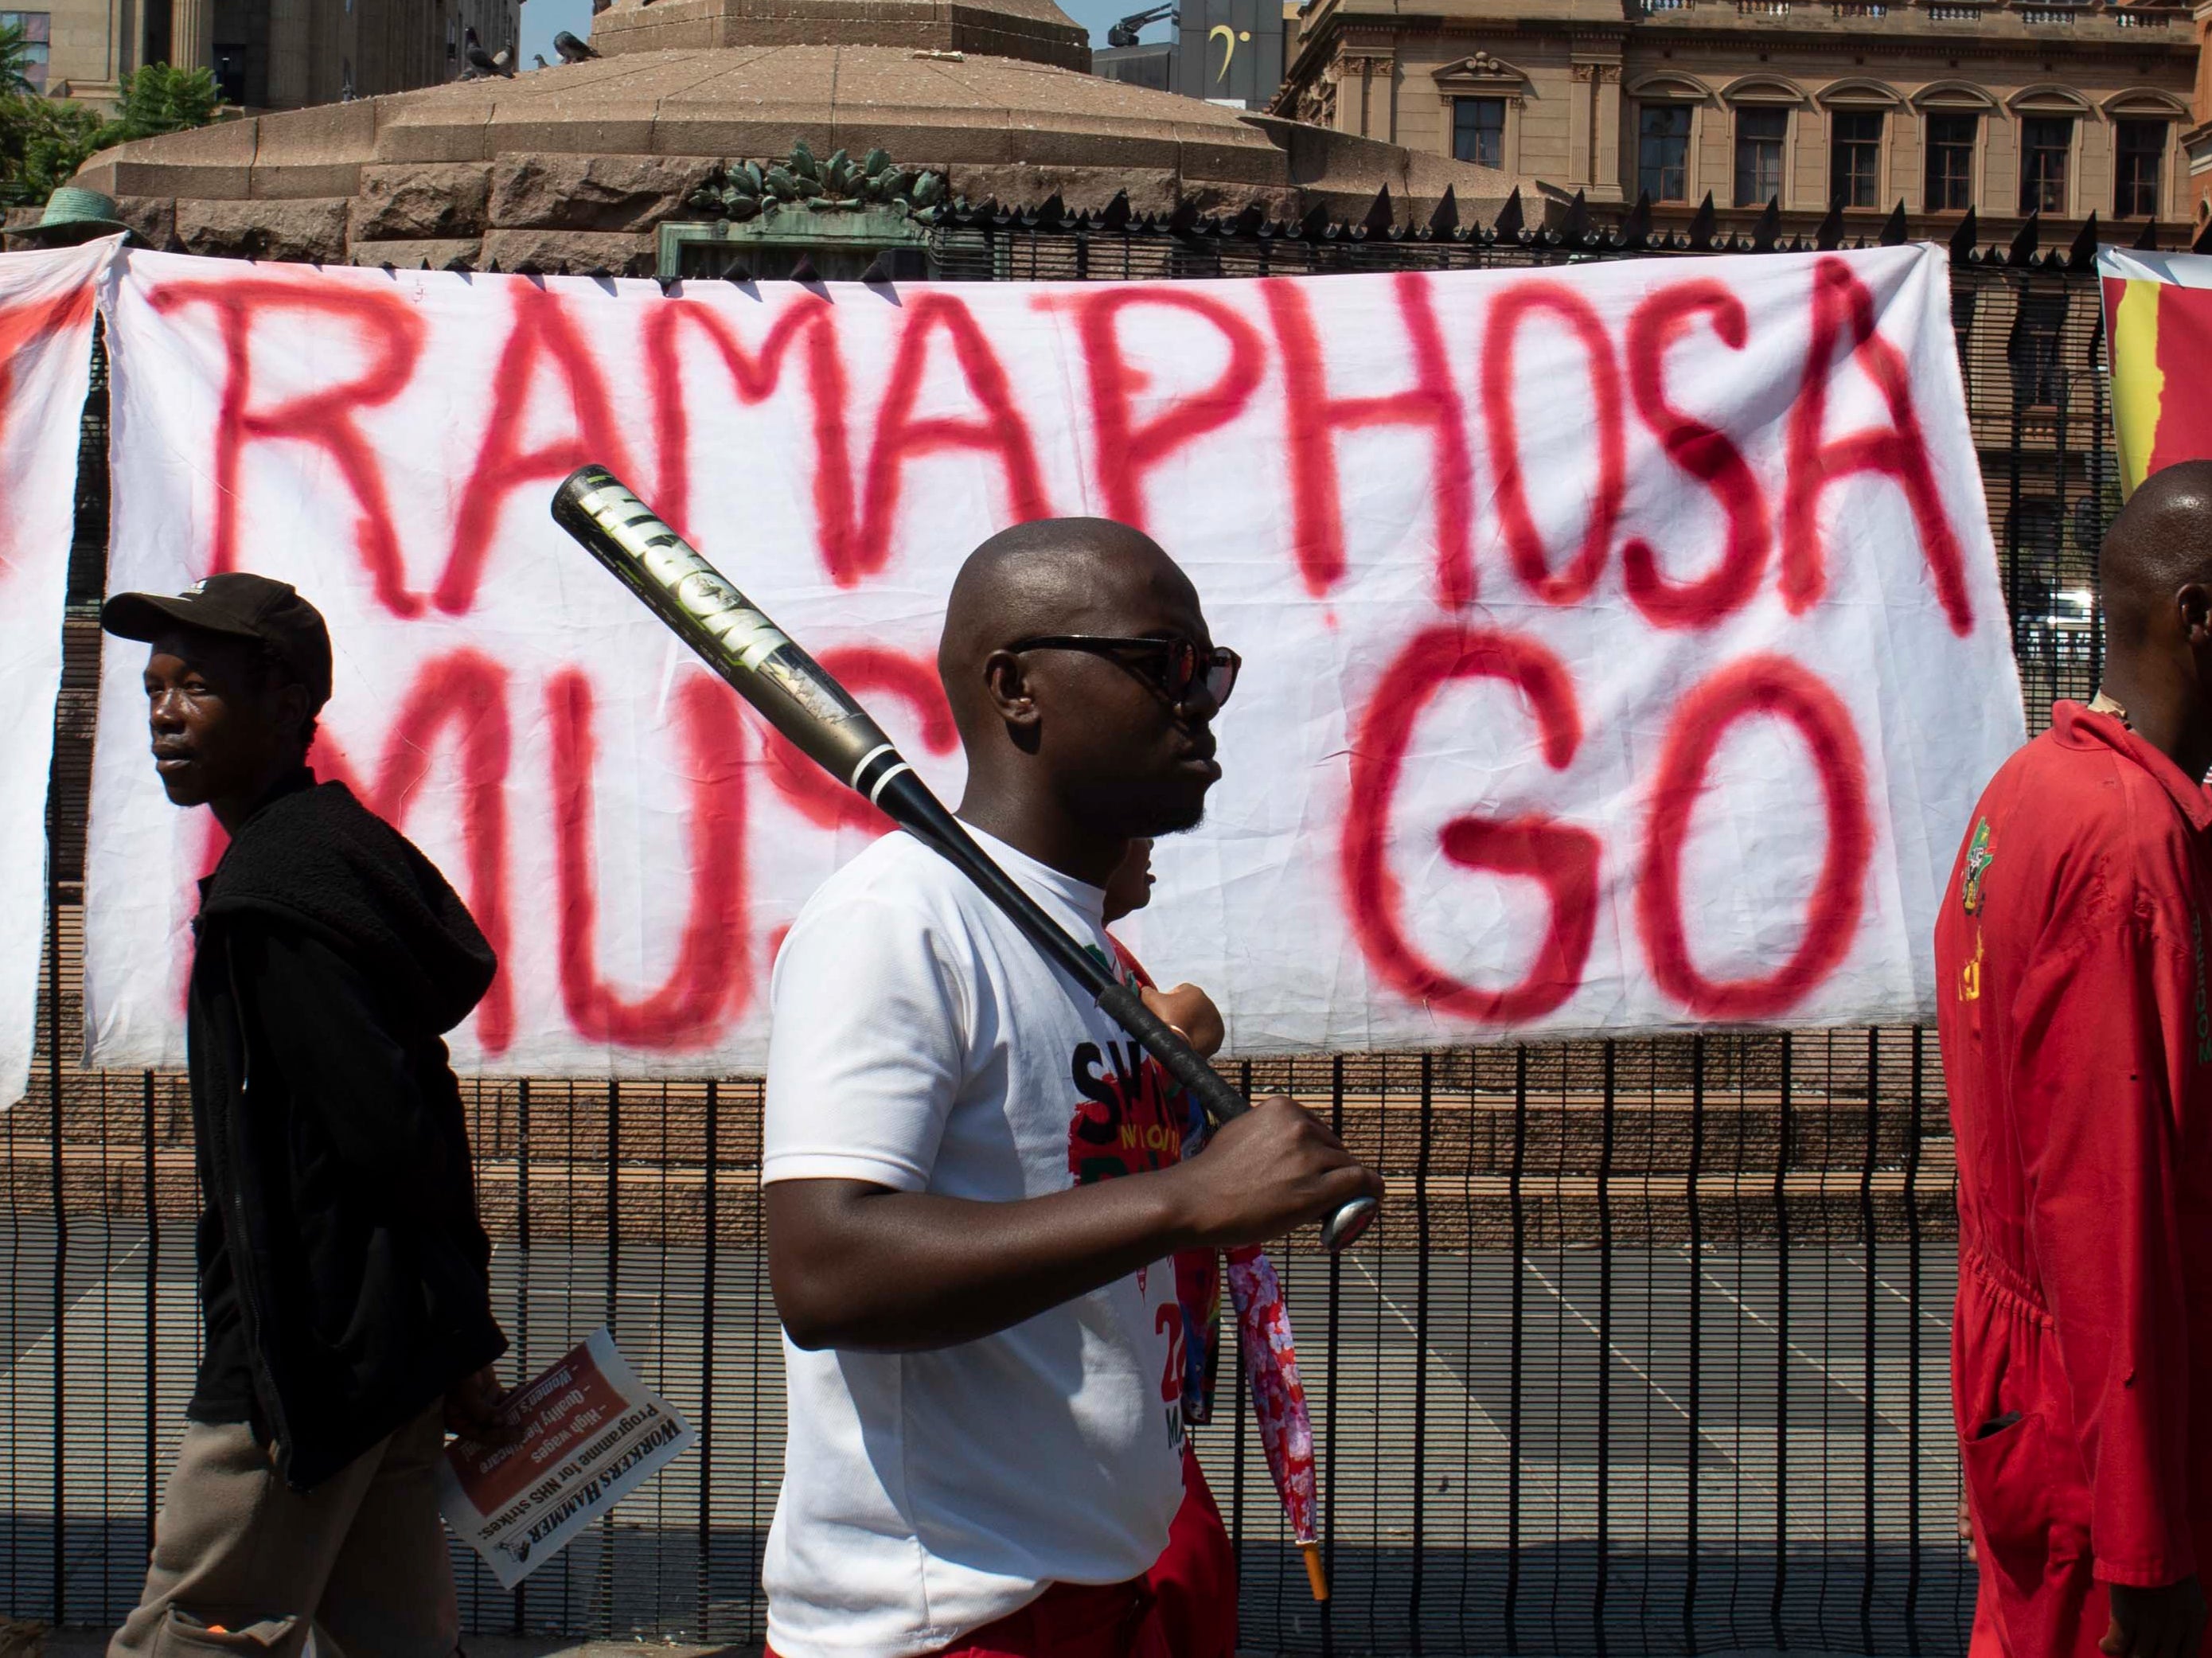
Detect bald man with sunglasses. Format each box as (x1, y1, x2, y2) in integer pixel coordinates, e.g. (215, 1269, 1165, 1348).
(759, 518, 1380, 1658)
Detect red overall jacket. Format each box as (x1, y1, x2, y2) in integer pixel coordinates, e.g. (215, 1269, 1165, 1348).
(1934, 701, 2212, 1655)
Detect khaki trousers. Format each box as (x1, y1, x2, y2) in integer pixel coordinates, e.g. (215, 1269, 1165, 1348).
(109, 1404, 458, 1658)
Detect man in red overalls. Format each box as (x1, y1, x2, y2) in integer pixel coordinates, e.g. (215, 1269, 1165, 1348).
(1936, 460, 2212, 1658)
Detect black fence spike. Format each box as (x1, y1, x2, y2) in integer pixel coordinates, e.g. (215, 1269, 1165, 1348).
(1878, 201, 1907, 247)
(1562, 189, 1590, 248)
(1036, 192, 1067, 227)
(2007, 211, 2040, 267)
(1427, 184, 1459, 238)
(2132, 214, 2162, 252)
(1815, 200, 1844, 252)
(1298, 200, 1332, 240)
(1621, 189, 1652, 250)
(859, 251, 894, 285)
(1168, 196, 1200, 236)
(1949, 205, 1979, 265)
(2066, 211, 2100, 272)
(1361, 184, 1395, 237)
(1231, 202, 1265, 237)
(789, 252, 820, 283)
(1752, 197, 1780, 252)
(721, 261, 754, 283)
(1687, 192, 1716, 252)
(1492, 185, 1524, 242)
(1102, 189, 1132, 232)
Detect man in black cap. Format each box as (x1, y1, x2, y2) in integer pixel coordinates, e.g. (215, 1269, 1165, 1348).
(100, 573, 511, 1658)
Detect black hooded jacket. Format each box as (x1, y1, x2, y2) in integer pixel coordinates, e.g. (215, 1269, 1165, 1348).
(186, 772, 508, 1489)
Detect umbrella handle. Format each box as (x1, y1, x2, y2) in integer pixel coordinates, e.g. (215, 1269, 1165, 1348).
(1300, 1540, 1328, 1603)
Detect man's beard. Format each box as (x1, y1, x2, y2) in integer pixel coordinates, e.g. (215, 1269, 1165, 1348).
(1137, 798, 1206, 838)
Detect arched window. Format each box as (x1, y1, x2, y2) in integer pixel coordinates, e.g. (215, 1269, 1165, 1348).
(1914, 84, 1996, 213)
(1817, 80, 1902, 209)
(1629, 73, 1711, 204)
(1722, 77, 1805, 208)
(2105, 92, 2187, 219)
(2010, 86, 2092, 216)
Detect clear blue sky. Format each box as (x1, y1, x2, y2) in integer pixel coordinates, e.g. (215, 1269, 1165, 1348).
(521, 0, 1167, 66)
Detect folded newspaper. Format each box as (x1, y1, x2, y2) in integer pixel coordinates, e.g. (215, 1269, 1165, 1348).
(437, 1328, 695, 1589)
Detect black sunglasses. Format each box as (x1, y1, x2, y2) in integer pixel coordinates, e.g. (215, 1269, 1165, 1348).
(1009, 634, 1242, 710)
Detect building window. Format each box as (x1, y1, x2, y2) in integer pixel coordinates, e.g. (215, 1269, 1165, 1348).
(1924, 112, 1977, 211)
(1830, 109, 1884, 208)
(2007, 498, 2063, 621)
(0, 12, 50, 94)
(212, 42, 246, 104)
(2008, 289, 2069, 409)
(2116, 119, 2166, 218)
(2020, 116, 2073, 215)
(1453, 97, 1506, 170)
(1639, 105, 1692, 203)
(1734, 107, 1788, 207)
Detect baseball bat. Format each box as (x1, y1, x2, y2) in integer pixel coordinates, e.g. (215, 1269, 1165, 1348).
(550, 465, 1378, 1254)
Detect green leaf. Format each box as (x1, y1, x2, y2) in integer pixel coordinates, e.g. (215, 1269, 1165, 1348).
(910, 170, 944, 209)
(788, 139, 819, 181)
(862, 147, 891, 178)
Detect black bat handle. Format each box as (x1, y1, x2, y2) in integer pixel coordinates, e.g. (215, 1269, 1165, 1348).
(882, 774, 1379, 1253)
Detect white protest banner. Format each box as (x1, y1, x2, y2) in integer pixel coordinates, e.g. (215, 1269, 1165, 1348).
(436, 1328, 694, 1590)
(0, 240, 108, 1108)
(82, 243, 2021, 1070)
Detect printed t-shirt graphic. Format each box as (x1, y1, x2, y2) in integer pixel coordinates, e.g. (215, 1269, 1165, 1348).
(760, 826, 1184, 1658)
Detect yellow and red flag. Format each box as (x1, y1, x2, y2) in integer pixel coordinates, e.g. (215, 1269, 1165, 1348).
(2101, 247, 2212, 497)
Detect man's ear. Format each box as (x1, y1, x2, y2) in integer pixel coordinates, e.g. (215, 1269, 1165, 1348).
(274, 681, 311, 748)
(980, 649, 1040, 730)
(2180, 583, 2212, 650)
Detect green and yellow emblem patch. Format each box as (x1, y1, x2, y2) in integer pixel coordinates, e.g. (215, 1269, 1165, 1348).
(1961, 819, 1993, 915)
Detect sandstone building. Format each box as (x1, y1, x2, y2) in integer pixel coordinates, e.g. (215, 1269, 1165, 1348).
(1276, 0, 2198, 238)
(67, 0, 1541, 273)
(2184, 0, 2212, 217)
(36, 0, 520, 110)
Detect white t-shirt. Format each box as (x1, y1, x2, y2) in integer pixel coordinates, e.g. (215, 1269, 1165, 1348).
(760, 825, 1188, 1658)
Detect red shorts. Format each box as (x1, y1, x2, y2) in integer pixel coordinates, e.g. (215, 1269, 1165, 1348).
(1147, 1445, 1237, 1658)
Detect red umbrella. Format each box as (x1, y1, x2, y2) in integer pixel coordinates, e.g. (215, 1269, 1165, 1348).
(1227, 1244, 1327, 1602)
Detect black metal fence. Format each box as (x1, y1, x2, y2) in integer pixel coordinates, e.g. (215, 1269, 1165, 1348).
(3, 214, 2125, 1654)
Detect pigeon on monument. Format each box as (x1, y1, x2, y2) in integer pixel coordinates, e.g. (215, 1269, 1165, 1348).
(533, 52, 548, 68)
(554, 29, 599, 61)
(461, 25, 500, 76)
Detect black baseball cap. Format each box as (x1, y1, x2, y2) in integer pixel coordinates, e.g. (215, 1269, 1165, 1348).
(101, 572, 334, 710)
